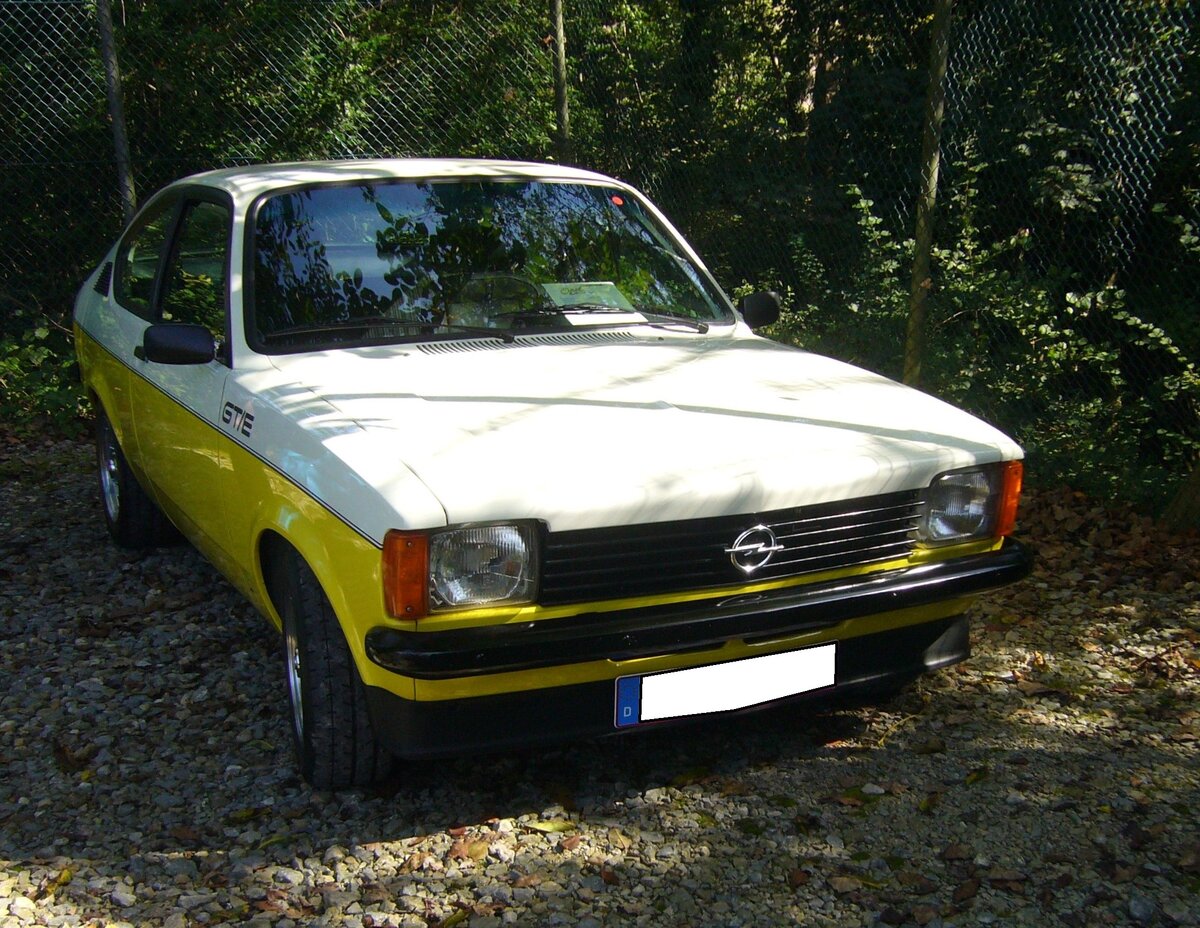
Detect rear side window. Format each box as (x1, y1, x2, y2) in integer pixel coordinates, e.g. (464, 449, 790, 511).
(114, 200, 175, 320)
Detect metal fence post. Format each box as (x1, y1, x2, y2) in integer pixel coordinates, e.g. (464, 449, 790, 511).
(551, 0, 572, 163)
(903, 0, 953, 388)
(95, 0, 136, 222)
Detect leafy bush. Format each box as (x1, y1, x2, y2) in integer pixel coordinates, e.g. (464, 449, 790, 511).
(0, 310, 88, 437)
(770, 186, 1200, 511)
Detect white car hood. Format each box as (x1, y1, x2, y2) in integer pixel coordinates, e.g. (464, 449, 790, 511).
(266, 333, 1022, 535)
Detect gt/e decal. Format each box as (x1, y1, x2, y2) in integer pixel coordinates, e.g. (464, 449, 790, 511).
(222, 401, 254, 437)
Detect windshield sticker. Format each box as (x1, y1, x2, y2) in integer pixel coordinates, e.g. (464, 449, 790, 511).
(541, 282, 636, 311)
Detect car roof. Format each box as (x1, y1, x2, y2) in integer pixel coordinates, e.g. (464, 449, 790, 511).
(177, 159, 626, 201)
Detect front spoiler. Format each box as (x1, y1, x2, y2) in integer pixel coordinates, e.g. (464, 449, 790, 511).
(365, 615, 973, 759)
(366, 538, 1033, 680)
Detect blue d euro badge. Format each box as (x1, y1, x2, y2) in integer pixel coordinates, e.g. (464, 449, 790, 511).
(614, 643, 836, 728)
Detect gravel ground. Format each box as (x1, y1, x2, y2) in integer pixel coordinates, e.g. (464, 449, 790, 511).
(1, 438, 1198, 928)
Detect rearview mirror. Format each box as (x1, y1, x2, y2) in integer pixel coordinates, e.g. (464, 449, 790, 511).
(137, 323, 217, 365)
(738, 291, 781, 329)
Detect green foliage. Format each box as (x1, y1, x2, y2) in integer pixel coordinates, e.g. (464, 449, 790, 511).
(1, 0, 1196, 512)
(0, 310, 88, 437)
(766, 180, 1200, 511)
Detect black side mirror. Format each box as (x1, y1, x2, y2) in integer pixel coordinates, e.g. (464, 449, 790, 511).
(738, 291, 781, 329)
(137, 323, 217, 365)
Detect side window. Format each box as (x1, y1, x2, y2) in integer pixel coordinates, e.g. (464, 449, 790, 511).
(114, 201, 175, 320)
(161, 200, 230, 337)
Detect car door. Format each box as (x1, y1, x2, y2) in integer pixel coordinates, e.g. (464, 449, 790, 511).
(121, 191, 236, 568)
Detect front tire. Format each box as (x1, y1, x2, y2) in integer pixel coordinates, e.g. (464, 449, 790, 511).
(275, 550, 392, 789)
(94, 407, 177, 548)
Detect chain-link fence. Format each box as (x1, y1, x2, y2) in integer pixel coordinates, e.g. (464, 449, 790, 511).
(1, 0, 1197, 513)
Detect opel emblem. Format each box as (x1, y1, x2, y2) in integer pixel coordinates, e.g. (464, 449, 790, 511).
(726, 525, 783, 574)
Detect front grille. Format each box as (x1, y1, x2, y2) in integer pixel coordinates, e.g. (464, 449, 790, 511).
(539, 489, 923, 605)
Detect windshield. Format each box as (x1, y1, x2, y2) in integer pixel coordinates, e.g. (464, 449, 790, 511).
(248, 179, 733, 351)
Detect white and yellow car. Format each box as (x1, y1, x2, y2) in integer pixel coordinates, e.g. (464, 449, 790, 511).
(74, 160, 1032, 789)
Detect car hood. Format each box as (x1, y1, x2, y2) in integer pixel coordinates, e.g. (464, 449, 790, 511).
(263, 332, 1022, 535)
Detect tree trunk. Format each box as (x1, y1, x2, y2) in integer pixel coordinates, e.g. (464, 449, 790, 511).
(95, 0, 136, 222)
(1163, 465, 1200, 533)
(550, 0, 571, 164)
(903, 0, 953, 388)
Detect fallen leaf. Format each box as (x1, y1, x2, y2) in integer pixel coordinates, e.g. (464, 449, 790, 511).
(51, 737, 98, 773)
(718, 778, 751, 796)
(941, 843, 973, 861)
(897, 871, 937, 894)
(788, 868, 811, 888)
(561, 834, 582, 852)
(1017, 678, 1069, 698)
(987, 867, 1027, 893)
(964, 766, 990, 785)
(600, 867, 620, 885)
(526, 820, 575, 834)
(953, 878, 980, 903)
(361, 884, 389, 904)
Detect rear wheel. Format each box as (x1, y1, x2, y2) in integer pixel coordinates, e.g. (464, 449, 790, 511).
(94, 408, 177, 548)
(274, 549, 392, 789)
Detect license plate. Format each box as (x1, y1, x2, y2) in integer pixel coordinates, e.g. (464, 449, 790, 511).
(614, 643, 836, 728)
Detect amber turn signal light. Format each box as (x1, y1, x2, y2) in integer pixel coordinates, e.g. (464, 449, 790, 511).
(382, 530, 428, 618)
(995, 460, 1024, 538)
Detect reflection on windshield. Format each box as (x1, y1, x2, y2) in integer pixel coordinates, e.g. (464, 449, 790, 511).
(250, 179, 731, 350)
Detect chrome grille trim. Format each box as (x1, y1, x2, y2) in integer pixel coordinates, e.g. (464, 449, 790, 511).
(539, 490, 923, 605)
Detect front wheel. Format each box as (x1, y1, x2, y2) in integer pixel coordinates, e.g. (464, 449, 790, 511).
(275, 550, 392, 789)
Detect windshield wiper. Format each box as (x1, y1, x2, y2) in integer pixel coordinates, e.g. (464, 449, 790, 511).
(637, 311, 709, 334)
(559, 302, 640, 314)
(261, 316, 416, 341)
(262, 316, 514, 344)
(438, 324, 515, 343)
(486, 303, 711, 334)
(488, 302, 633, 321)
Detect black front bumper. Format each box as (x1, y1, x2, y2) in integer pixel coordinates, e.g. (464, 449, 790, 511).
(366, 538, 1033, 679)
(362, 539, 1033, 759)
(365, 615, 974, 759)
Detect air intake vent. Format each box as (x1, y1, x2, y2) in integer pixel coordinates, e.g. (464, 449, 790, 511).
(517, 330, 638, 347)
(415, 330, 638, 356)
(417, 338, 515, 356)
(93, 262, 113, 296)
